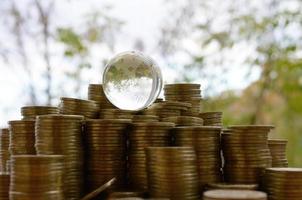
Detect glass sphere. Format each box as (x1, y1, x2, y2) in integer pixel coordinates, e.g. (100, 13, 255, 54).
(102, 51, 162, 111)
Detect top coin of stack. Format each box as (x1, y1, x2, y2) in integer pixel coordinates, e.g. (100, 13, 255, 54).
(162, 116, 203, 126)
(21, 106, 59, 120)
(99, 109, 135, 120)
(222, 125, 274, 184)
(199, 112, 223, 127)
(264, 168, 302, 200)
(164, 83, 202, 116)
(88, 84, 115, 108)
(268, 139, 288, 167)
(0, 173, 9, 200)
(59, 97, 100, 118)
(0, 129, 10, 173)
(203, 190, 267, 200)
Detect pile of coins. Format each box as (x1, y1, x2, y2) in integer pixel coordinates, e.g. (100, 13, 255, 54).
(173, 126, 222, 190)
(205, 183, 258, 191)
(268, 139, 288, 167)
(88, 84, 115, 108)
(35, 115, 84, 200)
(10, 155, 64, 200)
(128, 122, 175, 190)
(222, 125, 273, 184)
(131, 115, 159, 123)
(84, 119, 130, 192)
(21, 106, 59, 120)
(8, 120, 36, 155)
(203, 190, 267, 200)
(146, 147, 200, 200)
(199, 112, 223, 126)
(59, 97, 99, 118)
(162, 116, 203, 126)
(0, 173, 9, 200)
(99, 109, 134, 119)
(164, 83, 202, 116)
(264, 168, 302, 200)
(0, 129, 10, 172)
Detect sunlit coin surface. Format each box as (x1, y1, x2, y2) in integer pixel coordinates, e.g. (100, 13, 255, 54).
(102, 51, 162, 111)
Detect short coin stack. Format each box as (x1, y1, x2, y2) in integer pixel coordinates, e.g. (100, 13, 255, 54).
(173, 126, 222, 190)
(88, 84, 115, 108)
(0, 173, 9, 200)
(162, 116, 203, 126)
(21, 106, 59, 120)
(84, 119, 130, 192)
(199, 112, 223, 126)
(99, 109, 135, 120)
(0, 129, 10, 172)
(59, 97, 100, 118)
(264, 168, 302, 200)
(222, 125, 273, 184)
(268, 139, 288, 167)
(128, 122, 175, 190)
(10, 155, 64, 200)
(131, 115, 159, 123)
(8, 120, 36, 155)
(146, 147, 200, 200)
(164, 83, 202, 116)
(35, 115, 84, 200)
(203, 190, 267, 200)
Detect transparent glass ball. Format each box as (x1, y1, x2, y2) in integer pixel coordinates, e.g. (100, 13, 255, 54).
(102, 51, 163, 111)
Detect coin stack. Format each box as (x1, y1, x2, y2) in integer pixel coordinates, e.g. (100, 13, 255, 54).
(88, 84, 115, 108)
(0, 129, 10, 173)
(0, 173, 9, 200)
(146, 147, 200, 200)
(199, 112, 223, 126)
(21, 106, 59, 120)
(203, 190, 267, 200)
(205, 183, 258, 191)
(222, 125, 273, 184)
(35, 115, 84, 200)
(264, 168, 302, 200)
(268, 139, 288, 167)
(131, 115, 159, 123)
(164, 83, 202, 116)
(8, 120, 36, 155)
(162, 116, 203, 126)
(99, 109, 135, 120)
(10, 155, 64, 200)
(59, 97, 100, 118)
(173, 126, 222, 190)
(128, 122, 175, 190)
(85, 119, 131, 192)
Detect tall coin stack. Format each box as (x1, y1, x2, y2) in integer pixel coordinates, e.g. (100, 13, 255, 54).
(264, 168, 302, 200)
(146, 147, 200, 200)
(162, 116, 203, 126)
(0, 129, 10, 172)
(268, 139, 288, 167)
(164, 83, 202, 116)
(21, 106, 59, 120)
(222, 125, 273, 184)
(128, 122, 175, 190)
(84, 119, 130, 192)
(59, 97, 100, 119)
(199, 112, 223, 126)
(35, 115, 84, 200)
(0, 173, 9, 200)
(10, 155, 64, 200)
(203, 190, 267, 200)
(8, 120, 36, 155)
(88, 84, 115, 109)
(173, 126, 222, 190)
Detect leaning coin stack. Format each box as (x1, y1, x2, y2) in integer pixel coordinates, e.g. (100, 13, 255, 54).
(268, 139, 288, 167)
(162, 116, 203, 126)
(222, 125, 273, 184)
(59, 97, 100, 118)
(199, 112, 223, 126)
(0, 173, 9, 200)
(88, 84, 115, 108)
(264, 168, 302, 200)
(99, 109, 135, 120)
(84, 119, 130, 192)
(10, 155, 64, 200)
(146, 147, 200, 200)
(0, 129, 10, 172)
(35, 115, 84, 200)
(21, 106, 59, 120)
(8, 120, 36, 155)
(173, 126, 222, 190)
(203, 190, 267, 200)
(128, 122, 175, 190)
(164, 83, 202, 116)
(131, 115, 159, 123)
